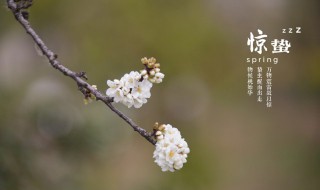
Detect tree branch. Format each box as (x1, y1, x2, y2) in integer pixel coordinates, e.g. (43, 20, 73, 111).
(6, 0, 156, 145)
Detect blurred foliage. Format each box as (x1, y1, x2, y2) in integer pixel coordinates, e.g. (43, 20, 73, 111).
(0, 0, 319, 190)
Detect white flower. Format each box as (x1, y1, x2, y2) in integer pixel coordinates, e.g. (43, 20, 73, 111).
(153, 124, 190, 172)
(132, 79, 152, 99)
(106, 71, 153, 108)
(106, 79, 124, 103)
(122, 71, 140, 89)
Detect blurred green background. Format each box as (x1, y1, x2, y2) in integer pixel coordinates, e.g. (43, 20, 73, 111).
(0, 0, 320, 190)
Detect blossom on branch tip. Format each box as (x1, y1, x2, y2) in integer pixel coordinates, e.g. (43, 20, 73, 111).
(153, 124, 190, 172)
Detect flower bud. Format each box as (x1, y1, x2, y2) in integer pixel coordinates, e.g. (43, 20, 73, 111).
(150, 57, 156, 63)
(158, 124, 165, 131)
(149, 78, 156, 83)
(154, 122, 159, 129)
(141, 70, 147, 76)
(147, 62, 154, 68)
(150, 70, 155, 76)
(141, 57, 148, 64)
(155, 72, 164, 78)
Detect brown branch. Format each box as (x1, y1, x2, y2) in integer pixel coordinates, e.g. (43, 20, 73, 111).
(6, 0, 156, 145)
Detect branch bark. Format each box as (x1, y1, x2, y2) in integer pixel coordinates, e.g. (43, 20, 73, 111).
(6, 0, 156, 145)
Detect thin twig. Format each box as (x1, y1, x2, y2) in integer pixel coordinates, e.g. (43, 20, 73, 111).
(6, 0, 156, 145)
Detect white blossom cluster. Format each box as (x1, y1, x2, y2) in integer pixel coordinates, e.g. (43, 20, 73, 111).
(153, 124, 190, 172)
(106, 71, 152, 108)
(106, 57, 164, 108)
